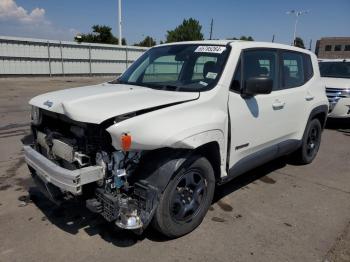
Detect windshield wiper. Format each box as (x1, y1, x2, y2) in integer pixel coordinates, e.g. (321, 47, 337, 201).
(136, 83, 180, 91)
(109, 79, 142, 86)
(323, 75, 350, 79)
(161, 85, 181, 91)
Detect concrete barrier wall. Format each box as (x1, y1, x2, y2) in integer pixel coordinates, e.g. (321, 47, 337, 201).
(0, 36, 147, 76)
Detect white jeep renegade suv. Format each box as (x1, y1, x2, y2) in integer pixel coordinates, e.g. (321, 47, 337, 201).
(23, 41, 329, 238)
(319, 59, 350, 118)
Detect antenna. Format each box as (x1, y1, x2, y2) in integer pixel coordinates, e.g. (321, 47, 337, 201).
(309, 39, 312, 51)
(118, 0, 122, 46)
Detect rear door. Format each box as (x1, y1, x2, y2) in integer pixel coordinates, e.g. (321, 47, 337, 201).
(276, 51, 313, 142)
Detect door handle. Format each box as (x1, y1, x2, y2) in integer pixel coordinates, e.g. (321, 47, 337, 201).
(305, 91, 314, 101)
(272, 100, 285, 110)
(305, 95, 314, 101)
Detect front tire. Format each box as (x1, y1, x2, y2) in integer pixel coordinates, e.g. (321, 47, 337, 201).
(294, 118, 322, 164)
(152, 155, 215, 238)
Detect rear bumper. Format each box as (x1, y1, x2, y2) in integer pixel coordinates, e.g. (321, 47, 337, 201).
(23, 145, 104, 195)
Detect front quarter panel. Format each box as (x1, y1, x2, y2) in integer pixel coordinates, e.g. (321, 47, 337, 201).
(106, 93, 228, 153)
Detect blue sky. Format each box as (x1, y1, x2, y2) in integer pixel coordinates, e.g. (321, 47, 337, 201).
(0, 0, 349, 48)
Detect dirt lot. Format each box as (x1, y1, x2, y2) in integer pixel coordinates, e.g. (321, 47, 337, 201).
(0, 77, 349, 262)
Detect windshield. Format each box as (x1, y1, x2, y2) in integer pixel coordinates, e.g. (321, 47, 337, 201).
(319, 61, 350, 79)
(114, 44, 230, 91)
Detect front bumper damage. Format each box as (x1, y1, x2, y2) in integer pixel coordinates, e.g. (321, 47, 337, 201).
(24, 145, 104, 195)
(86, 181, 159, 230)
(23, 143, 160, 231)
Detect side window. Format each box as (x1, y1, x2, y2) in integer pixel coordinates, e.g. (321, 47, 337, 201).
(243, 50, 278, 90)
(304, 54, 314, 81)
(281, 51, 305, 89)
(143, 55, 183, 83)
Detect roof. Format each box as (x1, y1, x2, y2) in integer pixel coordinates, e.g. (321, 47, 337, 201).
(318, 37, 350, 41)
(318, 58, 350, 62)
(158, 40, 234, 46)
(158, 40, 315, 55)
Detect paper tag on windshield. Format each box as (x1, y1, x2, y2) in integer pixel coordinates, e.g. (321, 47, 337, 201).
(206, 72, 217, 79)
(194, 45, 226, 54)
(195, 46, 226, 54)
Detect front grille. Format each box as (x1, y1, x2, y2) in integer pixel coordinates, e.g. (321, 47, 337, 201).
(33, 110, 113, 158)
(326, 88, 350, 112)
(95, 189, 119, 222)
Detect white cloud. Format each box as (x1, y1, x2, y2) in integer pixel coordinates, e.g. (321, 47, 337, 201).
(0, 0, 46, 24)
(0, 0, 78, 41)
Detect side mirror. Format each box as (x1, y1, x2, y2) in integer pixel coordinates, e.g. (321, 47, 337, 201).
(243, 77, 273, 96)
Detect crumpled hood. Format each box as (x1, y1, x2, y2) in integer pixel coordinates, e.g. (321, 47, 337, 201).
(322, 77, 350, 89)
(29, 83, 199, 124)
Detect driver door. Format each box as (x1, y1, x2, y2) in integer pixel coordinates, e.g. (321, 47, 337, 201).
(228, 49, 289, 173)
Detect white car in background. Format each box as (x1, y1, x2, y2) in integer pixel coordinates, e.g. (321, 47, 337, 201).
(319, 59, 350, 118)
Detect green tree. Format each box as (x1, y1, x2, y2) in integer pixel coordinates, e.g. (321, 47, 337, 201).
(240, 36, 254, 41)
(294, 37, 305, 49)
(134, 36, 156, 47)
(227, 36, 254, 41)
(75, 25, 126, 45)
(166, 18, 204, 43)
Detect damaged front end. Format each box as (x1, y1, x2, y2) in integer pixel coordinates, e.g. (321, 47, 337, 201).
(23, 109, 160, 232)
(86, 150, 159, 231)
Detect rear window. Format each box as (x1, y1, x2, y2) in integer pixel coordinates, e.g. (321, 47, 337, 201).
(281, 51, 305, 88)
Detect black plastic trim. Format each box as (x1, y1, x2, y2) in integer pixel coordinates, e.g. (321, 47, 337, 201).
(220, 139, 301, 185)
(235, 143, 249, 150)
(307, 104, 329, 128)
(134, 148, 193, 192)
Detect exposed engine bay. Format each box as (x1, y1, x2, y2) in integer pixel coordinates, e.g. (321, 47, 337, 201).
(25, 109, 159, 232)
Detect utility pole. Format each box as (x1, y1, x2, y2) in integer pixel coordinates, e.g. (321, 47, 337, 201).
(286, 10, 309, 46)
(209, 18, 214, 40)
(309, 39, 312, 51)
(118, 0, 122, 46)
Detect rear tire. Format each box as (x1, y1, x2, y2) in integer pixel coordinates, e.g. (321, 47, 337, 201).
(152, 155, 215, 238)
(293, 118, 322, 164)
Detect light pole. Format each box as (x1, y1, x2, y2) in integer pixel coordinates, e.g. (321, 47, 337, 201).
(209, 18, 214, 40)
(286, 10, 308, 46)
(118, 0, 122, 46)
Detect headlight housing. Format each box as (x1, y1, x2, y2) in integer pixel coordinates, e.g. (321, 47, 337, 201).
(31, 106, 42, 126)
(342, 89, 350, 97)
